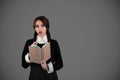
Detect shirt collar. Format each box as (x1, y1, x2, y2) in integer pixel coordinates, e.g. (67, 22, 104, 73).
(36, 35, 48, 44)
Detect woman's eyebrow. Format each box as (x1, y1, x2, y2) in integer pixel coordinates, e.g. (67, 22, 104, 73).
(35, 25, 39, 26)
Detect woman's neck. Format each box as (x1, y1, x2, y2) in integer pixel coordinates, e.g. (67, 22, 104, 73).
(38, 34, 46, 38)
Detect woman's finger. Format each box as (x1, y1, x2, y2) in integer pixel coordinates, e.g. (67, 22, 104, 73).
(31, 42, 38, 46)
(41, 63, 48, 71)
(33, 42, 38, 45)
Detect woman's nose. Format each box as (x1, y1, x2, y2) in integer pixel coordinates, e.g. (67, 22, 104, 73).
(38, 27, 43, 31)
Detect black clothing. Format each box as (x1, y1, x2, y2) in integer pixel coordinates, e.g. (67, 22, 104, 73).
(22, 38, 63, 80)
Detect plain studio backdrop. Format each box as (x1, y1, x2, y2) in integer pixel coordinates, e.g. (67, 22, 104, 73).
(0, 0, 120, 80)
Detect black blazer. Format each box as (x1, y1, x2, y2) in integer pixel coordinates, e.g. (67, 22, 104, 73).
(22, 38, 63, 72)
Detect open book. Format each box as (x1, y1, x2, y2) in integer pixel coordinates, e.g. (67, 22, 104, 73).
(28, 42, 51, 64)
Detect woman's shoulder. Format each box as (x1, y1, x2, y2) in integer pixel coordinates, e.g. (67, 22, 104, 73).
(25, 38, 35, 44)
(50, 38, 57, 42)
(50, 38, 59, 45)
(26, 38, 34, 42)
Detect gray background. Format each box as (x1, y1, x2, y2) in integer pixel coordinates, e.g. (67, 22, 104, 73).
(0, 0, 120, 80)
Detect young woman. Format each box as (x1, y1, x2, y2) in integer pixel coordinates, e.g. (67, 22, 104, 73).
(22, 16, 63, 80)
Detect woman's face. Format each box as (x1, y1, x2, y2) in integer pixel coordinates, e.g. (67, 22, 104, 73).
(34, 20, 47, 37)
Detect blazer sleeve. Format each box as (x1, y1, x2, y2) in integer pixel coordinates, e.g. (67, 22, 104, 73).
(53, 40, 63, 71)
(22, 40, 30, 69)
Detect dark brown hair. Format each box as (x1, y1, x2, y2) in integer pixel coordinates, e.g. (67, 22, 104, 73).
(33, 16, 51, 42)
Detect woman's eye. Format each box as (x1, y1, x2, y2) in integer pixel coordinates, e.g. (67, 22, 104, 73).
(41, 24, 45, 27)
(35, 25, 39, 28)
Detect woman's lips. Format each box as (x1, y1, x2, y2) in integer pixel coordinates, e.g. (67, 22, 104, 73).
(39, 31, 42, 34)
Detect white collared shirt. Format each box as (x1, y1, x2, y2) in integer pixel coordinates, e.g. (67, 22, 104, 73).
(25, 35, 54, 73)
(36, 35, 48, 44)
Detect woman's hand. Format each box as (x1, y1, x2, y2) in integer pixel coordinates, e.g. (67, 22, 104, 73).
(41, 60, 48, 71)
(31, 42, 38, 46)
